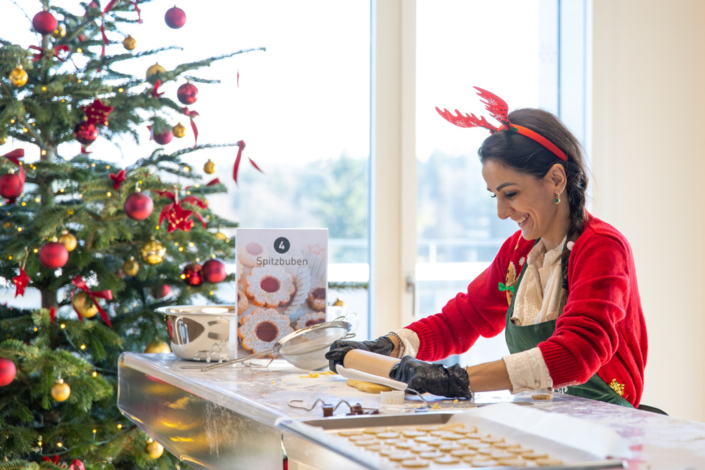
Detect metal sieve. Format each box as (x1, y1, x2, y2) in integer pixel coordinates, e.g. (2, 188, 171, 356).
(199, 319, 354, 372)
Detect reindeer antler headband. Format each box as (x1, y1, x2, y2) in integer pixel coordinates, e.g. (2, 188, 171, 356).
(435, 86, 568, 162)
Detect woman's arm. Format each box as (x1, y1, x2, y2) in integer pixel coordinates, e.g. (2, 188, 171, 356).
(465, 359, 513, 392)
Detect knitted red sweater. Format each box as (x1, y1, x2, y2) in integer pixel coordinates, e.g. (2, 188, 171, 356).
(406, 215, 648, 407)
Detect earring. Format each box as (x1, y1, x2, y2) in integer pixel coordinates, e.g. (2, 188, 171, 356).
(555, 193, 561, 204)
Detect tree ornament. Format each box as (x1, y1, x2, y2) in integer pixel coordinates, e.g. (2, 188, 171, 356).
(13, 268, 30, 297)
(59, 230, 77, 252)
(124, 192, 154, 220)
(214, 231, 228, 241)
(0, 168, 24, 202)
(32, 10, 58, 35)
(72, 291, 98, 318)
(109, 169, 126, 190)
(155, 191, 207, 233)
(164, 6, 187, 29)
(123, 34, 136, 51)
(51, 379, 71, 402)
(80, 99, 114, 127)
(204, 159, 216, 174)
(173, 122, 186, 138)
(177, 81, 198, 105)
(123, 256, 140, 277)
(78, 34, 86, 42)
(144, 342, 171, 354)
(182, 263, 203, 286)
(71, 276, 113, 326)
(154, 284, 171, 298)
(146, 63, 166, 85)
(154, 129, 173, 145)
(140, 239, 166, 265)
(39, 239, 69, 269)
(9, 64, 28, 87)
(145, 439, 164, 459)
(74, 121, 99, 146)
(0, 358, 16, 387)
(202, 258, 227, 283)
(51, 25, 66, 39)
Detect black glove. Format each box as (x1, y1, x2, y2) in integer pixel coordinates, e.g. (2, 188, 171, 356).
(325, 336, 395, 372)
(389, 356, 473, 399)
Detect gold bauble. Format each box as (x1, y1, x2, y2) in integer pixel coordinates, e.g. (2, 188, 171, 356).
(204, 159, 215, 174)
(51, 380, 71, 402)
(58, 230, 77, 252)
(173, 122, 186, 138)
(123, 34, 136, 51)
(140, 239, 166, 265)
(146, 63, 166, 84)
(123, 256, 140, 277)
(0, 136, 6, 145)
(51, 25, 66, 39)
(145, 440, 164, 459)
(144, 342, 171, 354)
(9, 65, 28, 87)
(72, 291, 98, 318)
(214, 231, 228, 241)
(333, 298, 345, 307)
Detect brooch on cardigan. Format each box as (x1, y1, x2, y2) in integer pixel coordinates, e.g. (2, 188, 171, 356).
(609, 379, 625, 397)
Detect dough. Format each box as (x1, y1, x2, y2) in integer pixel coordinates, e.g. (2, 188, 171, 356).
(536, 458, 564, 466)
(434, 456, 460, 465)
(400, 459, 429, 468)
(346, 379, 393, 393)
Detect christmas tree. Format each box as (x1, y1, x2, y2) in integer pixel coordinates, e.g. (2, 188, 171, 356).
(0, 1, 264, 468)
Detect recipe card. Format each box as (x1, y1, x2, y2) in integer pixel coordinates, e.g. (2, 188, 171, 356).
(235, 228, 328, 357)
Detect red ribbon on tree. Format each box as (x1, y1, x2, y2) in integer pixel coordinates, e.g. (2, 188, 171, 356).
(30, 44, 70, 62)
(100, 1, 119, 59)
(182, 107, 199, 149)
(232, 141, 264, 185)
(43, 456, 59, 465)
(109, 169, 126, 190)
(156, 190, 208, 233)
(131, 0, 142, 23)
(49, 306, 56, 323)
(71, 276, 113, 327)
(43, 456, 84, 470)
(2, 149, 25, 204)
(185, 178, 219, 191)
(152, 79, 164, 97)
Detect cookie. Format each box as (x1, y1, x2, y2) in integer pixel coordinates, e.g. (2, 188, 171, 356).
(238, 308, 293, 354)
(306, 287, 327, 311)
(388, 452, 415, 461)
(244, 265, 296, 308)
(237, 289, 249, 314)
(238, 241, 268, 267)
(434, 455, 460, 465)
(338, 430, 363, 437)
(419, 451, 444, 459)
(450, 449, 477, 458)
(296, 311, 326, 330)
(376, 432, 400, 439)
(400, 459, 429, 468)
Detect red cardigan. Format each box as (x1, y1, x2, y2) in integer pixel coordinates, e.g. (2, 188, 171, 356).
(406, 215, 648, 407)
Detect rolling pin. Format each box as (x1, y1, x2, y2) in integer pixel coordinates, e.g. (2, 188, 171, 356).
(343, 349, 401, 378)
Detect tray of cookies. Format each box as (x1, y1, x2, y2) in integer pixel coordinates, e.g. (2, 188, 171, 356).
(279, 404, 629, 470)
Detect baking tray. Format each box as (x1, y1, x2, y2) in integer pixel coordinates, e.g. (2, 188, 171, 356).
(278, 406, 628, 470)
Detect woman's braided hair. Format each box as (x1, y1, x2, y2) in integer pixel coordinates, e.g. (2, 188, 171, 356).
(477, 108, 589, 307)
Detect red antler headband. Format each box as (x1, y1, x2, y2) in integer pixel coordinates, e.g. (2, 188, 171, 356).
(435, 86, 568, 162)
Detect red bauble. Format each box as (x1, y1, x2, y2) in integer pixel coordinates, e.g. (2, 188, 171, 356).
(74, 121, 99, 146)
(177, 82, 198, 105)
(0, 358, 16, 387)
(202, 259, 227, 284)
(182, 263, 203, 286)
(154, 129, 173, 145)
(124, 192, 154, 220)
(39, 242, 69, 269)
(165, 6, 186, 29)
(32, 11, 58, 35)
(154, 284, 171, 298)
(0, 172, 24, 200)
(78, 34, 86, 42)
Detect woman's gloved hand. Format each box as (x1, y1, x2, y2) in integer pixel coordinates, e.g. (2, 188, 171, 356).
(389, 356, 473, 399)
(325, 336, 395, 372)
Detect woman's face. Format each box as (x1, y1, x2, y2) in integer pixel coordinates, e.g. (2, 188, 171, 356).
(482, 160, 566, 241)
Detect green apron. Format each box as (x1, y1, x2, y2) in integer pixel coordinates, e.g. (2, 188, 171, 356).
(504, 240, 633, 408)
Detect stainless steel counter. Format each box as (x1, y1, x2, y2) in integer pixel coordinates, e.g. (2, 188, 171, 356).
(117, 353, 705, 470)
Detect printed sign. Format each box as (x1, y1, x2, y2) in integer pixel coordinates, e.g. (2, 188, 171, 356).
(235, 228, 328, 357)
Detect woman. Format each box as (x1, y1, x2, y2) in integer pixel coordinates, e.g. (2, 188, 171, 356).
(327, 87, 647, 408)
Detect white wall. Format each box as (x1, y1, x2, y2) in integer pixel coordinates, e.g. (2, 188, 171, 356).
(592, 0, 705, 422)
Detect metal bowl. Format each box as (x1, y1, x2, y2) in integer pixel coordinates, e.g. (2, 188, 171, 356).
(156, 305, 238, 362)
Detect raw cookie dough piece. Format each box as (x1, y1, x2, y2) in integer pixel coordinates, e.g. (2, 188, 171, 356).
(419, 451, 444, 459)
(450, 449, 477, 458)
(499, 458, 527, 467)
(469, 458, 499, 467)
(481, 436, 505, 444)
(495, 442, 521, 450)
(338, 430, 364, 437)
(402, 430, 426, 438)
(377, 432, 400, 439)
(348, 434, 369, 441)
(363, 427, 387, 435)
(438, 442, 462, 452)
(535, 457, 564, 466)
(434, 455, 460, 465)
(395, 441, 416, 450)
(521, 450, 549, 460)
(389, 451, 416, 461)
(400, 459, 429, 468)
(354, 438, 378, 446)
(410, 445, 436, 454)
(347, 379, 393, 394)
